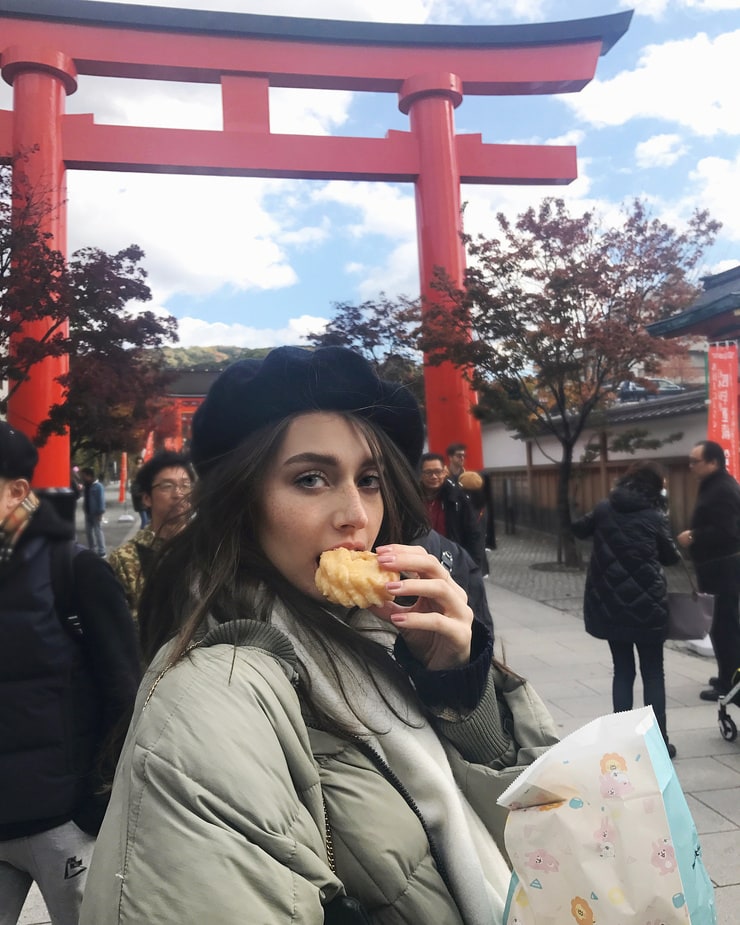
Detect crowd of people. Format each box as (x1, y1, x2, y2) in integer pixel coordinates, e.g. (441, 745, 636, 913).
(1, 345, 738, 924)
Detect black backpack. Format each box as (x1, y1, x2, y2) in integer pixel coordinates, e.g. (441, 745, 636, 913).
(50, 538, 84, 637)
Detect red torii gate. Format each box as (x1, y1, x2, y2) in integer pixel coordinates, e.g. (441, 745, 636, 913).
(0, 0, 631, 487)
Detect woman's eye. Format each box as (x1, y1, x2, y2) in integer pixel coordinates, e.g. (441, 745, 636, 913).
(359, 473, 381, 490)
(295, 471, 326, 489)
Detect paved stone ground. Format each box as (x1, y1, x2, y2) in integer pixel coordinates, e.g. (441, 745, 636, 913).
(19, 518, 737, 924)
(488, 525, 695, 617)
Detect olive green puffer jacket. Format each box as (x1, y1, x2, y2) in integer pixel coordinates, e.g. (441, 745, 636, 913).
(80, 619, 557, 925)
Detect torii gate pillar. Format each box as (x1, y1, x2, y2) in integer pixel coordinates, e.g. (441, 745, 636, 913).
(3, 46, 77, 487)
(400, 73, 482, 467)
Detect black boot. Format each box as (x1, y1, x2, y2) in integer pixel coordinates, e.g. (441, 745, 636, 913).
(656, 714, 677, 759)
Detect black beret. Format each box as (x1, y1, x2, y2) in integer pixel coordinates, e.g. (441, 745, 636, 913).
(190, 346, 424, 475)
(0, 421, 38, 480)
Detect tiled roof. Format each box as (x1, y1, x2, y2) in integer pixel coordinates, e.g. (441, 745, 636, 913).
(604, 387, 707, 424)
(508, 387, 708, 439)
(648, 265, 740, 339)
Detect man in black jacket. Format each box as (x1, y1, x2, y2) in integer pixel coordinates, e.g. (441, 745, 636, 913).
(419, 452, 484, 571)
(678, 440, 740, 702)
(0, 423, 140, 924)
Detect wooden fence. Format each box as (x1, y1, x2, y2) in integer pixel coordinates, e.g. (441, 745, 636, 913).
(486, 455, 698, 537)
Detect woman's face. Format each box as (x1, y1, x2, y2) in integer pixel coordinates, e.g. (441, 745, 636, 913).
(259, 412, 385, 600)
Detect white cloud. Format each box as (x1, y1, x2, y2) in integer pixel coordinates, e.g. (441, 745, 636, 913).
(70, 78, 221, 130)
(73, 0, 556, 20)
(426, 0, 547, 21)
(312, 181, 416, 239)
(85, 0, 430, 22)
(635, 133, 687, 168)
(270, 89, 353, 136)
(689, 150, 740, 241)
(175, 313, 329, 347)
(356, 239, 420, 299)
(566, 30, 740, 137)
(623, 0, 740, 17)
(544, 129, 586, 147)
(68, 172, 305, 303)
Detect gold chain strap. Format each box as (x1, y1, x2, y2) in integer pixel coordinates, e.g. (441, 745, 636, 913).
(323, 799, 335, 873)
(143, 643, 199, 709)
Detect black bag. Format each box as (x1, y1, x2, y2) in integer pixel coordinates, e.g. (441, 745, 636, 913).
(323, 896, 372, 925)
(666, 590, 714, 641)
(666, 554, 715, 641)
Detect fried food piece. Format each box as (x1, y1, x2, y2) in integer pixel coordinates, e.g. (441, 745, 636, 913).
(315, 548, 399, 609)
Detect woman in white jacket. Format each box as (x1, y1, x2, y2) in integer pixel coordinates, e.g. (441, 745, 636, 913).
(81, 346, 557, 925)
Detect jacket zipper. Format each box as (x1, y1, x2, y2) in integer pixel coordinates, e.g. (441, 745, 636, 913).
(349, 736, 456, 902)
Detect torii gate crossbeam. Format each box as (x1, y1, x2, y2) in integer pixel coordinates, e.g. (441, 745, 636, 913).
(0, 0, 632, 486)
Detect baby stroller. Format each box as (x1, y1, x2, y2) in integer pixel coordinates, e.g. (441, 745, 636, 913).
(718, 668, 740, 741)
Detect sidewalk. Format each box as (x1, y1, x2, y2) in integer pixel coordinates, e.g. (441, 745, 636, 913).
(18, 526, 739, 924)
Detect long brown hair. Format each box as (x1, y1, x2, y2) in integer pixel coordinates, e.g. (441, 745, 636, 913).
(138, 411, 430, 734)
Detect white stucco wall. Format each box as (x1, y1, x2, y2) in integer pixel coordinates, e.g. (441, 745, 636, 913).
(482, 403, 709, 470)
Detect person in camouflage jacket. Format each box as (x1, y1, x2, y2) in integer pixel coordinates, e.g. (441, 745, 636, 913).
(108, 451, 193, 621)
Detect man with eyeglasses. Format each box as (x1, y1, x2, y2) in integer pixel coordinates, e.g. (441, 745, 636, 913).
(677, 440, 740, 703)
(108, 451, 194, 622)
(419, 452, 483, 570)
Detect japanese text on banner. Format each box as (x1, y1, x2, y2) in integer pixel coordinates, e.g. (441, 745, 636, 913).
(708, 344, 739, 479)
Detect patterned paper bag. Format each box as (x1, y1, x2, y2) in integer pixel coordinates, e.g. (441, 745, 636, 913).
(497, 707, 716, 925)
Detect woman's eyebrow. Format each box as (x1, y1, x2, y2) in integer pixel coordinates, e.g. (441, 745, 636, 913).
(283, 452, 339, 467)
(282, 452, 377, 469)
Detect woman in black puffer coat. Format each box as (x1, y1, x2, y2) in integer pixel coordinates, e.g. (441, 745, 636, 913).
(572, 461, 680, 756)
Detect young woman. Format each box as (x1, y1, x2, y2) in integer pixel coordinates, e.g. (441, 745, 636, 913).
(572, 461, 680, 757)
(80, 346, 557, 925)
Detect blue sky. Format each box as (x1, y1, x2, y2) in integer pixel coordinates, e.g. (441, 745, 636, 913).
(3, 0, 739, 347)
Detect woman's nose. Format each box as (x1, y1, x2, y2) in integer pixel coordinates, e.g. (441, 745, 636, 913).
(334, 485, 369, 529)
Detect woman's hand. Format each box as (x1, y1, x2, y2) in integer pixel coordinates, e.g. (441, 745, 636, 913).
(370, 544, 473, 671)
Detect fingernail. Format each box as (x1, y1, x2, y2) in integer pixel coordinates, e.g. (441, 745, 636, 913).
(377, 554, 396, 565)
(385, 581, 403, 592)
(390, 613, 407, 626)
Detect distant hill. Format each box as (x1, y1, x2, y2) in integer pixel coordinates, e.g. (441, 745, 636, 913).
(158, 345, 273, 370)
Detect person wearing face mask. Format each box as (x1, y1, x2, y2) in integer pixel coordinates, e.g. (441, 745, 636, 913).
(0, 423, 140, 925)
(80, 346, 558, 925)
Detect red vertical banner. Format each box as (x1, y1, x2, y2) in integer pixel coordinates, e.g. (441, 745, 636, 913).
(118, 452, 128, 503)
(708, 344, 740, 479)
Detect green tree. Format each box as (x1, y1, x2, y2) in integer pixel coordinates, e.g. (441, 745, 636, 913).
(421, 197, 719, 565)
